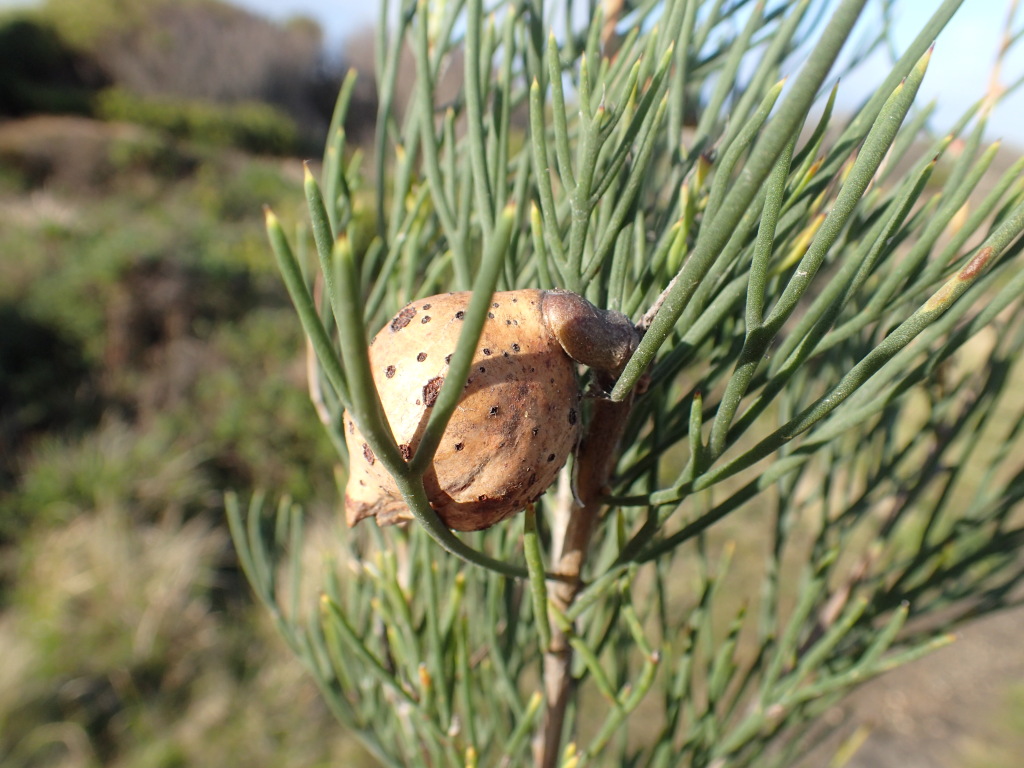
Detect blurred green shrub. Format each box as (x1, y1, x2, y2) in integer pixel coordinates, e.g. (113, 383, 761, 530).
(0, 36, 366, 764)
(37, 0, 157, 49)
(188, 309, 339, 500)
(0, 503, 374, 768)
(7, 420, 210, 535)
(0, 140, 300, 362)
(0, 16, 104, 116)
(4, 0, 340, 149)
(0, 305, 99, 493)
(106, 130, 197, 179)
(192, 158, 303, 222)
(0, 115, 195, 193)
(95, 87, 299, 155)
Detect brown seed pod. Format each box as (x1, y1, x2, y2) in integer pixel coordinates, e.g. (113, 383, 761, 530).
(343, 289, 637, 532)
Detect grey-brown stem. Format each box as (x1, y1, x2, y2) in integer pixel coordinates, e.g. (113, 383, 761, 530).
(533, 390, 638, 768)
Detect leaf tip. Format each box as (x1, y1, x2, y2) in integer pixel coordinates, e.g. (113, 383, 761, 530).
(916, 44, 935, 71)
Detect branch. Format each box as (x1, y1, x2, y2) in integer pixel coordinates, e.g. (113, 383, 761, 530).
(535, 382, 639, 768)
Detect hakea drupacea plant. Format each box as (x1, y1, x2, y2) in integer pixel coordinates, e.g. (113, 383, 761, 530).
(230, 0, 1024, 766)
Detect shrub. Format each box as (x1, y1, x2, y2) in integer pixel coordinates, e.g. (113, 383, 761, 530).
(0, 504, 372, 768)
(0, 305, 99, 494)
(0, 16, 105, 116)
(243, 0, 1024, 766)
(38, 0, 338, 147)
(94, 87, 299, 155)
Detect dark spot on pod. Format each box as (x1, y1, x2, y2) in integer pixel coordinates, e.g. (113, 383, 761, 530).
(568, 408, 578, 425)
(479, 366, 486, 373)
(483, 348, 492, 356)
(455, 442, 464, 451)
(530, 367, 536, 373)
(417, 352, 427, 362)
(512, 297, 518, 303)
(421, 315, 431, 324)
(391, 306, 416, 331)
(488, 312, 494, 319)
(362, 443, 375, 465)
(503, 351, 509, 358)
(423, 376, 444, 407)
(529, 473, 537, 485)
(348, 421, 356, 434)
(511, 343, 521, 352)
(478, 495, 488, 502)
(547, 453, 556, 462)
(506, 319, 512, 325)
(489, 405, 499, 417)
(399, 444, 413, 460)
(385, 365, 397, 378)
(550, 378, 555, 384)
(492, 302, 499, 308)
(531, 427, 539, 436)
(513, 319, 519, 325)
(445, 354, 452, 364)
(422, 303, 432, 310)
(455, 310, 465, 319)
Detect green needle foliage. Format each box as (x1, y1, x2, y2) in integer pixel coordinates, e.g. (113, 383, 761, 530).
(234, 0, 1024, 765)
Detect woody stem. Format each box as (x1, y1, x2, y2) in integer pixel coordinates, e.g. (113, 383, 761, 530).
(534, 388, 637, 768)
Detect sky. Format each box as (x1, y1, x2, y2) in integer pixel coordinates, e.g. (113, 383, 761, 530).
(2, 0, 1021, 145)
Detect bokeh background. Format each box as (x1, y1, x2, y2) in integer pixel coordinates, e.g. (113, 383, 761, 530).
(0, 1, 1022, 766)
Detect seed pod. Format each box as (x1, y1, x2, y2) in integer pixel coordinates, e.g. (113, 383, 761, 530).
(344, 289, 637, 531)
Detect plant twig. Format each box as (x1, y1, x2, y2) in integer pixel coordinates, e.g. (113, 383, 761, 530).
(535, 383, 639, 768)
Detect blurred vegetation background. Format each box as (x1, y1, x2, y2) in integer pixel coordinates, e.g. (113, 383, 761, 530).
(0, 1, 1022, 767)
(0, 0, 384, 765)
